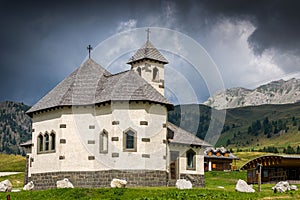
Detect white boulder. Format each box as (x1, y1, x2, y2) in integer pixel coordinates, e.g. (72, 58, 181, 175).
(56, 178, 74, 188)
(272, 181, 290, 193)
(23, 181, 34, 191)
(0, 179, 12, 192)
(176, 179, 192, 190)
(110, 178, 127, 188)
(290, 185, 298, 191)
(235, 179, 255, 193)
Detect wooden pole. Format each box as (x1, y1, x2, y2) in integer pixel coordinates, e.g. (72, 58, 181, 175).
(257, 164, 262, 192)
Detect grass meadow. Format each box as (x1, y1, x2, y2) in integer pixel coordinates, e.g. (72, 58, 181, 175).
(1, 153, 300, 199)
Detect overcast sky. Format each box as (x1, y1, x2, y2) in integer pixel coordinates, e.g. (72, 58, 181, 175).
(0, 0, 299, 106)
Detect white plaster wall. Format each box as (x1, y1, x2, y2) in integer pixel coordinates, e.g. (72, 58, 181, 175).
(169, 145, 204, 176)
(30, 102, 168, 175)
(31, 109, 62, 175)
(103, 102, 167, 170)
(30, 107, 108, 175)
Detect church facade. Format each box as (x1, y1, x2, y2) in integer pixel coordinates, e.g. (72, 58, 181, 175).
(23, 39, 211, 190)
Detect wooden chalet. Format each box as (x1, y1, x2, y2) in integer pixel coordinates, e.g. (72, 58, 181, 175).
(204, 147, 239, 171)
(241, 155, 300, 184)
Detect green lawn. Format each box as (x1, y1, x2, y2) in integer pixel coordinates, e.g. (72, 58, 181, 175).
(1, 154, 299, 199)
(0, 170, 299, 199)
(205, 171, 246, 190)
(0, 154, 26, 172)
(0, 186, 299, 200)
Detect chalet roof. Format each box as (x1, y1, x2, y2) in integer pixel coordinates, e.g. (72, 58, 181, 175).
(241, 155, 300, 170)
(127, 41, 168, 64)
(205, 147, 230, 154)
(204, 147, 238, 160)
(167, 122, 212, 147)
(27, 59, 172, 114)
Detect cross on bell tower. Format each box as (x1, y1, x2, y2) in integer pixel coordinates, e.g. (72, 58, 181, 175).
(87, 45, 93, 59)
(146, 28, 151, 41)
(127, 28, 168, 96)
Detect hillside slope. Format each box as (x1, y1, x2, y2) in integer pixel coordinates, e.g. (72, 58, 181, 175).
(216, 103, 300, 150)
(0, 101, 31, 154)
(168, 104, 213, 140)
(168, 103, 300, 150)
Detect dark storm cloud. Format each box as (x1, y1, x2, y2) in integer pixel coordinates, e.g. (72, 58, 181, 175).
(0, 0, 299, 105)
(0, 0, 136, 105)
(187, 0, 300, 55)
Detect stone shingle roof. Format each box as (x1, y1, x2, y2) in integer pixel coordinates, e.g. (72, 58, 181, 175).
(127, 41, 168, 64)
(167, 122, 212, 147)
(96, 70, 171, 103)
(27, 59, 172, 114)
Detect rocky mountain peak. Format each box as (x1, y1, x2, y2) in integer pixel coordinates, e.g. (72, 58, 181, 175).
(204, 78, 300, 110)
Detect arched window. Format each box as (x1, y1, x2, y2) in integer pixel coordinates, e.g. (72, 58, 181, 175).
(38, 134, 43, 153)
(186, 149, 196, 170)
(50, 132, 56, 151)
(44, 132, 49, 151)
(100, 129, 108, 153)
(123, 128, 137, 152)
(153, 67, 159, 81)
(137, 67, 141, 76)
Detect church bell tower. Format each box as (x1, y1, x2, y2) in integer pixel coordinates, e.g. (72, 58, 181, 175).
(127, 29, 168, 96)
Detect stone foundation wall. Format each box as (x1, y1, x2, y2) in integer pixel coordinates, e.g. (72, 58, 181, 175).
(179, 174, 205, 187)
(165, 174, 205, 188)
(29, 170, 168, 190)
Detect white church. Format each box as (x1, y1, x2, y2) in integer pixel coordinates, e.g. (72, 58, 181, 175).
(22, 36, 212, 189)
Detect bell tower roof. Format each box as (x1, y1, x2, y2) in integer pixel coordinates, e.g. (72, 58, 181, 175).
(127, 40, 168, 65)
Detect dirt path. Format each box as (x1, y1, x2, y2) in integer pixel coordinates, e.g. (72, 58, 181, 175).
(0, 172, 21, 177)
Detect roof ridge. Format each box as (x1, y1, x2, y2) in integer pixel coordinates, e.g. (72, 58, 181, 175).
(167, 122, 212, 147)
(127, 40, 168, 64)
(82, 58, 112, 76)
(104, 70, 130, 77)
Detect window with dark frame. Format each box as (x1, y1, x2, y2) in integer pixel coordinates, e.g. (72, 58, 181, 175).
(126, 130, 134, 149)
(44, 133, 49, 151)
(50, 132, 56, 151)
(100, 130, 108, 153)
(153, 67, 159, 81)
(123, 128, 137, 152)
(186, 149, 196, 170)
(37, 131, 56, 153)
(38, 134, 43, 153)
(137, 67, 141, 76)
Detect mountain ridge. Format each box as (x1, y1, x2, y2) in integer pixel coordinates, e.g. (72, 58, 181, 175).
(204, 78, 300, 110)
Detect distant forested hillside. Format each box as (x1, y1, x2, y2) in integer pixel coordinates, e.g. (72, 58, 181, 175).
(0, 101, 31, 155)
(168, 104, 213, 140)
(217, 102, 300, 151)
(168, 103, 300, 152)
